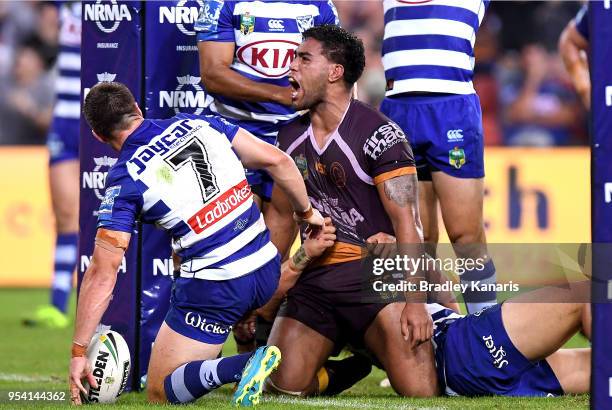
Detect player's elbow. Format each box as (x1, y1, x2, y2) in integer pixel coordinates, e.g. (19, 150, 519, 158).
(264, 149, 293, 175)
(200, 66, 226, 94)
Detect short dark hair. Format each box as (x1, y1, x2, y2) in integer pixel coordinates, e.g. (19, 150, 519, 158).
(83, 82, 137, 139)
(302, 25, 365, 87)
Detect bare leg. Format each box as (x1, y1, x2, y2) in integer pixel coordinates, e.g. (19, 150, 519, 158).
(501, 285, 590, 361)
(546, 349, 591, 394)
(419, 181, 439, 257)
(50, 160, 80, 233)
(265, 185, 298, 260)
(147, 322, 223, 403)
(266, 317, 333, 395)
(364, 303, 438, 397)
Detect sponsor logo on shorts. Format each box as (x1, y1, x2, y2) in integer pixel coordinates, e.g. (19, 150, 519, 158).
(363, 122, 407, 161)
(447, 129, 464, 142)
(185, 312, 232, 335)
(188, 179, 252, 234)
(449, 147, 466, 169)
(482, 334, 509, 368)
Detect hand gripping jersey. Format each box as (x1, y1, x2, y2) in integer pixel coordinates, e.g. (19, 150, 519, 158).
(97, 114, 277, 280)
(277, 100, 416, 266)
(382, 0, 489, 96)
(195, 0, 339, 142)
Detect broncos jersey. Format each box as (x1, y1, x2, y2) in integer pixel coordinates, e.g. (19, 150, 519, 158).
(382, 0, 489, 96)
(194, 0, 339, 141)
(97, 114, 276, 281)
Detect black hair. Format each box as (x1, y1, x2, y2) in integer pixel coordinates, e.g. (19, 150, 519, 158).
(302, 25, 365, 87)
(83, 82, 137, 140)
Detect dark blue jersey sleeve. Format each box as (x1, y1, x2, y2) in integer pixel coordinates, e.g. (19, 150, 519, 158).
(97, 168, 143, 233)
(195, 0, 235, 42)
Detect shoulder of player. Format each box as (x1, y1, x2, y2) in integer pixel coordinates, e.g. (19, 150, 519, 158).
(277, 113, 310, 145)
(344, 100, 398, 140)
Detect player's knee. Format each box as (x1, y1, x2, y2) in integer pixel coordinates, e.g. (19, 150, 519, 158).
(146, 383, 167, 404)
(386, 372, 437, 397)
(53, 205, 79, 232)
(268, 366, 314, 395)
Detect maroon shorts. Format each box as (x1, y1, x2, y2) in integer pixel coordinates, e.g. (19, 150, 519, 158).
(277, 259, 388, 348)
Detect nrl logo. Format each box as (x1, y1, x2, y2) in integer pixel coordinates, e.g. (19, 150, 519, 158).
(97, 72, 117, 83)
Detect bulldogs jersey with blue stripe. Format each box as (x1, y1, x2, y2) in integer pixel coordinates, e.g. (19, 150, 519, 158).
(382, 0, 489, 96)
(195, 0, 339, 141)
(54, 1, 81, 120)
(97, 114, 277, 281)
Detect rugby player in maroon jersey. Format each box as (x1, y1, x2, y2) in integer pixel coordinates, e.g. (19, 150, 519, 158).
(264, 25, 437, 397)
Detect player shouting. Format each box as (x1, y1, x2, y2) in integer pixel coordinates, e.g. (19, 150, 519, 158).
(266, 25, 437, 397)
(68, 82, 323, 406)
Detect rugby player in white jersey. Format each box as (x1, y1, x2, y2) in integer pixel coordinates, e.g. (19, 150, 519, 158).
(380, 0, 497, 314)
(68, 82, 323, 406)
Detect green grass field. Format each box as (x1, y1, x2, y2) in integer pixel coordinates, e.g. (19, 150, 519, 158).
(0, 289, 589, 409)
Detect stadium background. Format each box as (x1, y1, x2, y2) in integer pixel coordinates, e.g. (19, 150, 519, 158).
(0, 1, 602, 409)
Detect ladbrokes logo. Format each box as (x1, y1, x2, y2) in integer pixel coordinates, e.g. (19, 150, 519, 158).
(185, 312, 232, 335)
(160, 75, 207, 115)
(159, 0, 204, 36)
(84, 0, 132, 34)
(82, 156, 118, 201)
(363, 122, 407, 161)
(188, 179, 252, 234)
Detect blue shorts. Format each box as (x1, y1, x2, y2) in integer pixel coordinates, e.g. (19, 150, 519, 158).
(380, 94, 485, 180)
(435, 304, 564, 397)
(164, 255, 280, 344)
(245, 169, 273, 202)
(47, 117, 79, 165)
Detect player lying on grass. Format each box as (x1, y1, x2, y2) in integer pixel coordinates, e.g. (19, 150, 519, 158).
(68, 82, 324, 406)
(428, 283, 591, 397)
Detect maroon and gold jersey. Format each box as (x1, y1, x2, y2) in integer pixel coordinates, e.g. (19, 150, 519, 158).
(278, 99, 416, 266)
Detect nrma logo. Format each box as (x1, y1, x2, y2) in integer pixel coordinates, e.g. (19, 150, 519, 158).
(159, 0, 204, 36)
(160, 75, 207, 115)
(84, 0, 132, 34)
(82, 156, 118, 201)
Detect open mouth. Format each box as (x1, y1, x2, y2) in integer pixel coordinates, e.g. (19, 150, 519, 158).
(288, 76, 301, 100)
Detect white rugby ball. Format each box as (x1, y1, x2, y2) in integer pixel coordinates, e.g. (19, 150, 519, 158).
(83, 330, 131, 404)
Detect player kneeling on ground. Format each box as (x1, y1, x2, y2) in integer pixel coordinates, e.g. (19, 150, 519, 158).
(68, 82, 323, 406)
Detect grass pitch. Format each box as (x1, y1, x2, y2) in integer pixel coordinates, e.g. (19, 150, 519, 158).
(0, 289, 589, 409)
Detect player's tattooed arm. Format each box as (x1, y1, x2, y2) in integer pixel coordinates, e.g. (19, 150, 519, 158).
(383, 173, 418, 208)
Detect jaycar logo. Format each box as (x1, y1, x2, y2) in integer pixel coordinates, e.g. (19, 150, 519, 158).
(188, 179, 252, 234)
(237, 40, 299, 78)
(83, 0, 132, 34)
(185, 312, 232, 335)
(159, 0, 204, 36)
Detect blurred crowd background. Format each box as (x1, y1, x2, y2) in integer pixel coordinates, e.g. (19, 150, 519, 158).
(0, 1, 588, 147)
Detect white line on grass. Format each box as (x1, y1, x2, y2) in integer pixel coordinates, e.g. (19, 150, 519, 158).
(0, 373, 56, 383)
